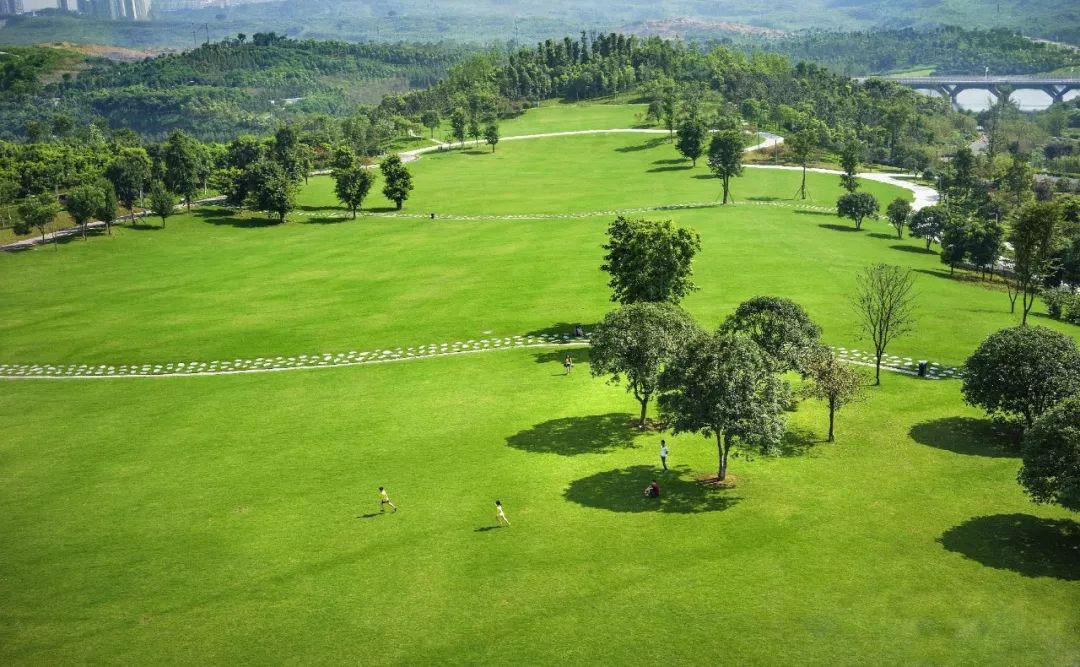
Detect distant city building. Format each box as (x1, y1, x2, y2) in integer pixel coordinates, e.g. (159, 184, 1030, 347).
(0, 0, 25, 17)
(70, 0, 149, 20)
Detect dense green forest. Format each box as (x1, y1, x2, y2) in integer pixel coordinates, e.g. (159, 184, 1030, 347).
(0, 37, 471, 141)
(752, 27, 1080, 77)
(1, 0, 1078, 50)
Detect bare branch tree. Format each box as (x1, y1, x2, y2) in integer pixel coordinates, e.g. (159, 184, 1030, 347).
(852, 264, 917, 385)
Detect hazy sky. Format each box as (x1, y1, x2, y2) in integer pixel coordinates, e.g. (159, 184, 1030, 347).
(23, 0, 60, 9)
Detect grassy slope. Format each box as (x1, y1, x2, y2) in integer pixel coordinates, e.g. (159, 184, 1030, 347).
(0, 102, 1077, 664)
(0, 128, 1075, 366)
(0, 350, 1076, 664)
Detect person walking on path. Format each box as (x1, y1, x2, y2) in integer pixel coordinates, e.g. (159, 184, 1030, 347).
(659, 440, 668, 471)
(378, 486, 398, 513)
(495, 500, 510, 527)
(563, 354, 574, 375)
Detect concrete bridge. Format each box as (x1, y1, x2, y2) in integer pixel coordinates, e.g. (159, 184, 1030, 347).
(857, 76, 1080, 107)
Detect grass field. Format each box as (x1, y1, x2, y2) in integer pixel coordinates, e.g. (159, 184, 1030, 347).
(1, 104, 1078, 664)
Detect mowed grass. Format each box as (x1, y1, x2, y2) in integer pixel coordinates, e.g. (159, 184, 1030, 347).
(0, 350, 1077, 664)
(2, 130, 1075, 366)
(1, 103, 1078, 664)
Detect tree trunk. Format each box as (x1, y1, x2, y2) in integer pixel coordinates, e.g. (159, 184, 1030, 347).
(717, 433, 728, 480)
(396, 200, 403, 211)
(81, 223, 87, 240)
(855, 216, 862, 230)
(827, 398, 836, 442)
(800, 166, 807, 199)
(925, 238, 932, 250)
(638, 397, 649, 428)
(896, 227, 902, 240)
(875, 354, 882, 385)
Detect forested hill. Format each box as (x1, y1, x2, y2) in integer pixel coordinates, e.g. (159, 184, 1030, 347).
(0, 36, 472, 141)
(1, 0, 1078, 50)
(753, 27, 1080, 77)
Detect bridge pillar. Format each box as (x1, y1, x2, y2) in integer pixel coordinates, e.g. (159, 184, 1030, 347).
(1044, 85, 1067, 105)
(986, 85, 1013, 105)
(937, 85, 960, 109)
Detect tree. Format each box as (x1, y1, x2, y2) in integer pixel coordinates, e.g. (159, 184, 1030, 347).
(601, 216, 701, 305)
(450, 108, 467, 147)
(939, 216, 972, 276)
(675, 121, 706, 167)
(96, 181, 118, 236)
(886, 198, 912, 239)
(271, 125, 308, 183)
(788, 128, 816, 200)
(468, 116, 482, 145)
(659, 332, 787, 481)
(147, 180, 176, 228)
(852, 264, 917, 385)
(333, 164, 375, 219)
(484, 122, 500, 153)
(908, 205, 948, 250)
(1001, 151, 1033, 211)
(17, 193, 60, 246)
(707, 130, 743, 205)
(1018, 396, 1080, 511)
(800, 349, 866, 442)
(962, 326, 1080, 428)
(380, 155, 414, 210)
(105, 148, 150, 222)
(421, 110, 440, 138)
(162, 130, 201, 210)
(248, 161, 297, 224)
(968, 218, 1004, 280)
(839, 139, 863, 193)
(589, 303, 701, 427)
(65, 184, 103, 241)
(836, 192, 879, 231)
(720, 296, 822, 374)
(1008, 201, 1065, 325)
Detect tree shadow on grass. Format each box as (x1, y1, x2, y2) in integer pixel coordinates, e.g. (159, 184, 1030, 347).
(818, 223, 859, 232)
(524, 322, 596, 338)
(192, 209, 279, 229)
(653, 158, 686, 165)
(564, 465, 739, 513)
(614, 137, 667, 152)
(913, 269, 957, 283)
(908, 416, 1020, 457)
(303, 213, 351, 225)
(891, 244, 936, 255)
(533, 347, 591, 367)
(129, 222, 164, 231)
(647, 165, 694, 173)
(506, 413, 642, 456)
(777, 426, 825, 457)
(938, 514, 1079, 580)
(869, 232, 899, 240)
(792, 209, 833, 217)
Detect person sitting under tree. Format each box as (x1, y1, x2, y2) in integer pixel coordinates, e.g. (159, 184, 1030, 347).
(644, 480, 660, 499)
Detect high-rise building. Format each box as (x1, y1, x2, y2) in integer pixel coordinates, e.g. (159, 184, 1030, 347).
(0, 0, 24, 17)
(59, 0, 71, 12)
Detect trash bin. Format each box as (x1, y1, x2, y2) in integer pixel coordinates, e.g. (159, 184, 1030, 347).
(917, 361, 928, 377)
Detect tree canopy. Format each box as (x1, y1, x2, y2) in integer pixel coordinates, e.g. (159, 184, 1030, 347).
(600, 216, 701, 305)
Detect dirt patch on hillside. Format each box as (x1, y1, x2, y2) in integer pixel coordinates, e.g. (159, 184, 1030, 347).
(41, 41, 172, 62)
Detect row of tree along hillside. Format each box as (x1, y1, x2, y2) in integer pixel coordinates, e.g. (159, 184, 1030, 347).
(2, 33, 973, 171)
(749, 26, 1080, 77)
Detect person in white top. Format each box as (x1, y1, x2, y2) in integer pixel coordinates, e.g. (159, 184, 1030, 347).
(659, 440, 668, 470)
(495, 500, 510, 527)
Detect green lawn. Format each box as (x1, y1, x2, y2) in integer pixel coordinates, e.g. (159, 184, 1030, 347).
(1, 103, 1078, 664)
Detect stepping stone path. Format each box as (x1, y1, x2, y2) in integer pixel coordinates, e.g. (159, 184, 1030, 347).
(831, 347, 962, 380)
(0, 333, 961, 381)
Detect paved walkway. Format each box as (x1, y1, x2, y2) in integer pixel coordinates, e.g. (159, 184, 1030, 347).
(0, 330, 960, 381)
